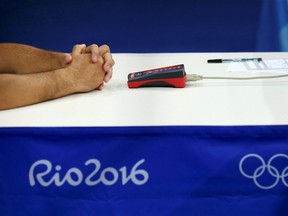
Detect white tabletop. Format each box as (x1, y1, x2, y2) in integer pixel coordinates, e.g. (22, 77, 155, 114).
(1, 52, 288, 127)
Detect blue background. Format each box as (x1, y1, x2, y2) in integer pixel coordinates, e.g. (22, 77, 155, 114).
(0, 0, 275, 53)
(1, 126, 288, 216)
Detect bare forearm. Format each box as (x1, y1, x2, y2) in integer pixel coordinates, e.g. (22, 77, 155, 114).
(0, 51, 106, 110)
(0, 68, 74, 110)
(0, 43, 68, 74)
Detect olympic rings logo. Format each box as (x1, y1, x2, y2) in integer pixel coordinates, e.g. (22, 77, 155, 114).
(239, 153, 288, 189)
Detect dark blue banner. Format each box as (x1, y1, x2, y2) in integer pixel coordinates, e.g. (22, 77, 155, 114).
(1, 126, 288, 216)
(0, 0, 262, 52)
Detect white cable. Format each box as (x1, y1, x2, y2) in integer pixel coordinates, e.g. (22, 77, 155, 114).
(186, 73, 288, 82)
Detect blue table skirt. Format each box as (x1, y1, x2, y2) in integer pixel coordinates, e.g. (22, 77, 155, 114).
(1, 126, 288, 216)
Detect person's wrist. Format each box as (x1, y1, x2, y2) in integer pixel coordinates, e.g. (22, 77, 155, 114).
(52, 67, 78, 96)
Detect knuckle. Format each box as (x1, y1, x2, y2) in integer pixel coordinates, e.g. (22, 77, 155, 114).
(101, 44, 110, 52)
(90, 44, 99, 49)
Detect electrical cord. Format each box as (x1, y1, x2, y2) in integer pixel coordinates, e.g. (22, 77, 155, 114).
(186, 73, 288, 82)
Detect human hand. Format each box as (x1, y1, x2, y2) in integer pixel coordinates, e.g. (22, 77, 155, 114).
(80, 44, 115, 83)
(63, 44, 114, 90)
(61, 44, 114, 72)
(66, 44, 106, 93)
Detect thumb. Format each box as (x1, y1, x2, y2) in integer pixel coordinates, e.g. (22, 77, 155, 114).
(63, 53, 72, 64)
(72, 44, 86, 55)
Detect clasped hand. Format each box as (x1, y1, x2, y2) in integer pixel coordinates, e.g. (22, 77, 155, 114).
(64, 44, 115, 91)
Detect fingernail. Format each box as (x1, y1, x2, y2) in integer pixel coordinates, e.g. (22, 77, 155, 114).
(64, 54, 72, 63)
(92, 55, 98, 62)
(105, 63, 111, 70)
(104, 75, 111, 83)
(97, 83, 104, 90)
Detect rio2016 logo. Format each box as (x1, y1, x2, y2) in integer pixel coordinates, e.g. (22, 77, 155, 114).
(239, 153, 288, 189)
(29, 159, 149, 187)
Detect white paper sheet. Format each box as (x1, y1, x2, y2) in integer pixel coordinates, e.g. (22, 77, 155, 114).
(226, 58, 288, 73)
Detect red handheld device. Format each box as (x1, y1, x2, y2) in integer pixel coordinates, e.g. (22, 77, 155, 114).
(127, 64, 186, 88)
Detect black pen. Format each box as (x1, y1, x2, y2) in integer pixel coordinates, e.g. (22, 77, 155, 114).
(207, 58, 262, 63)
